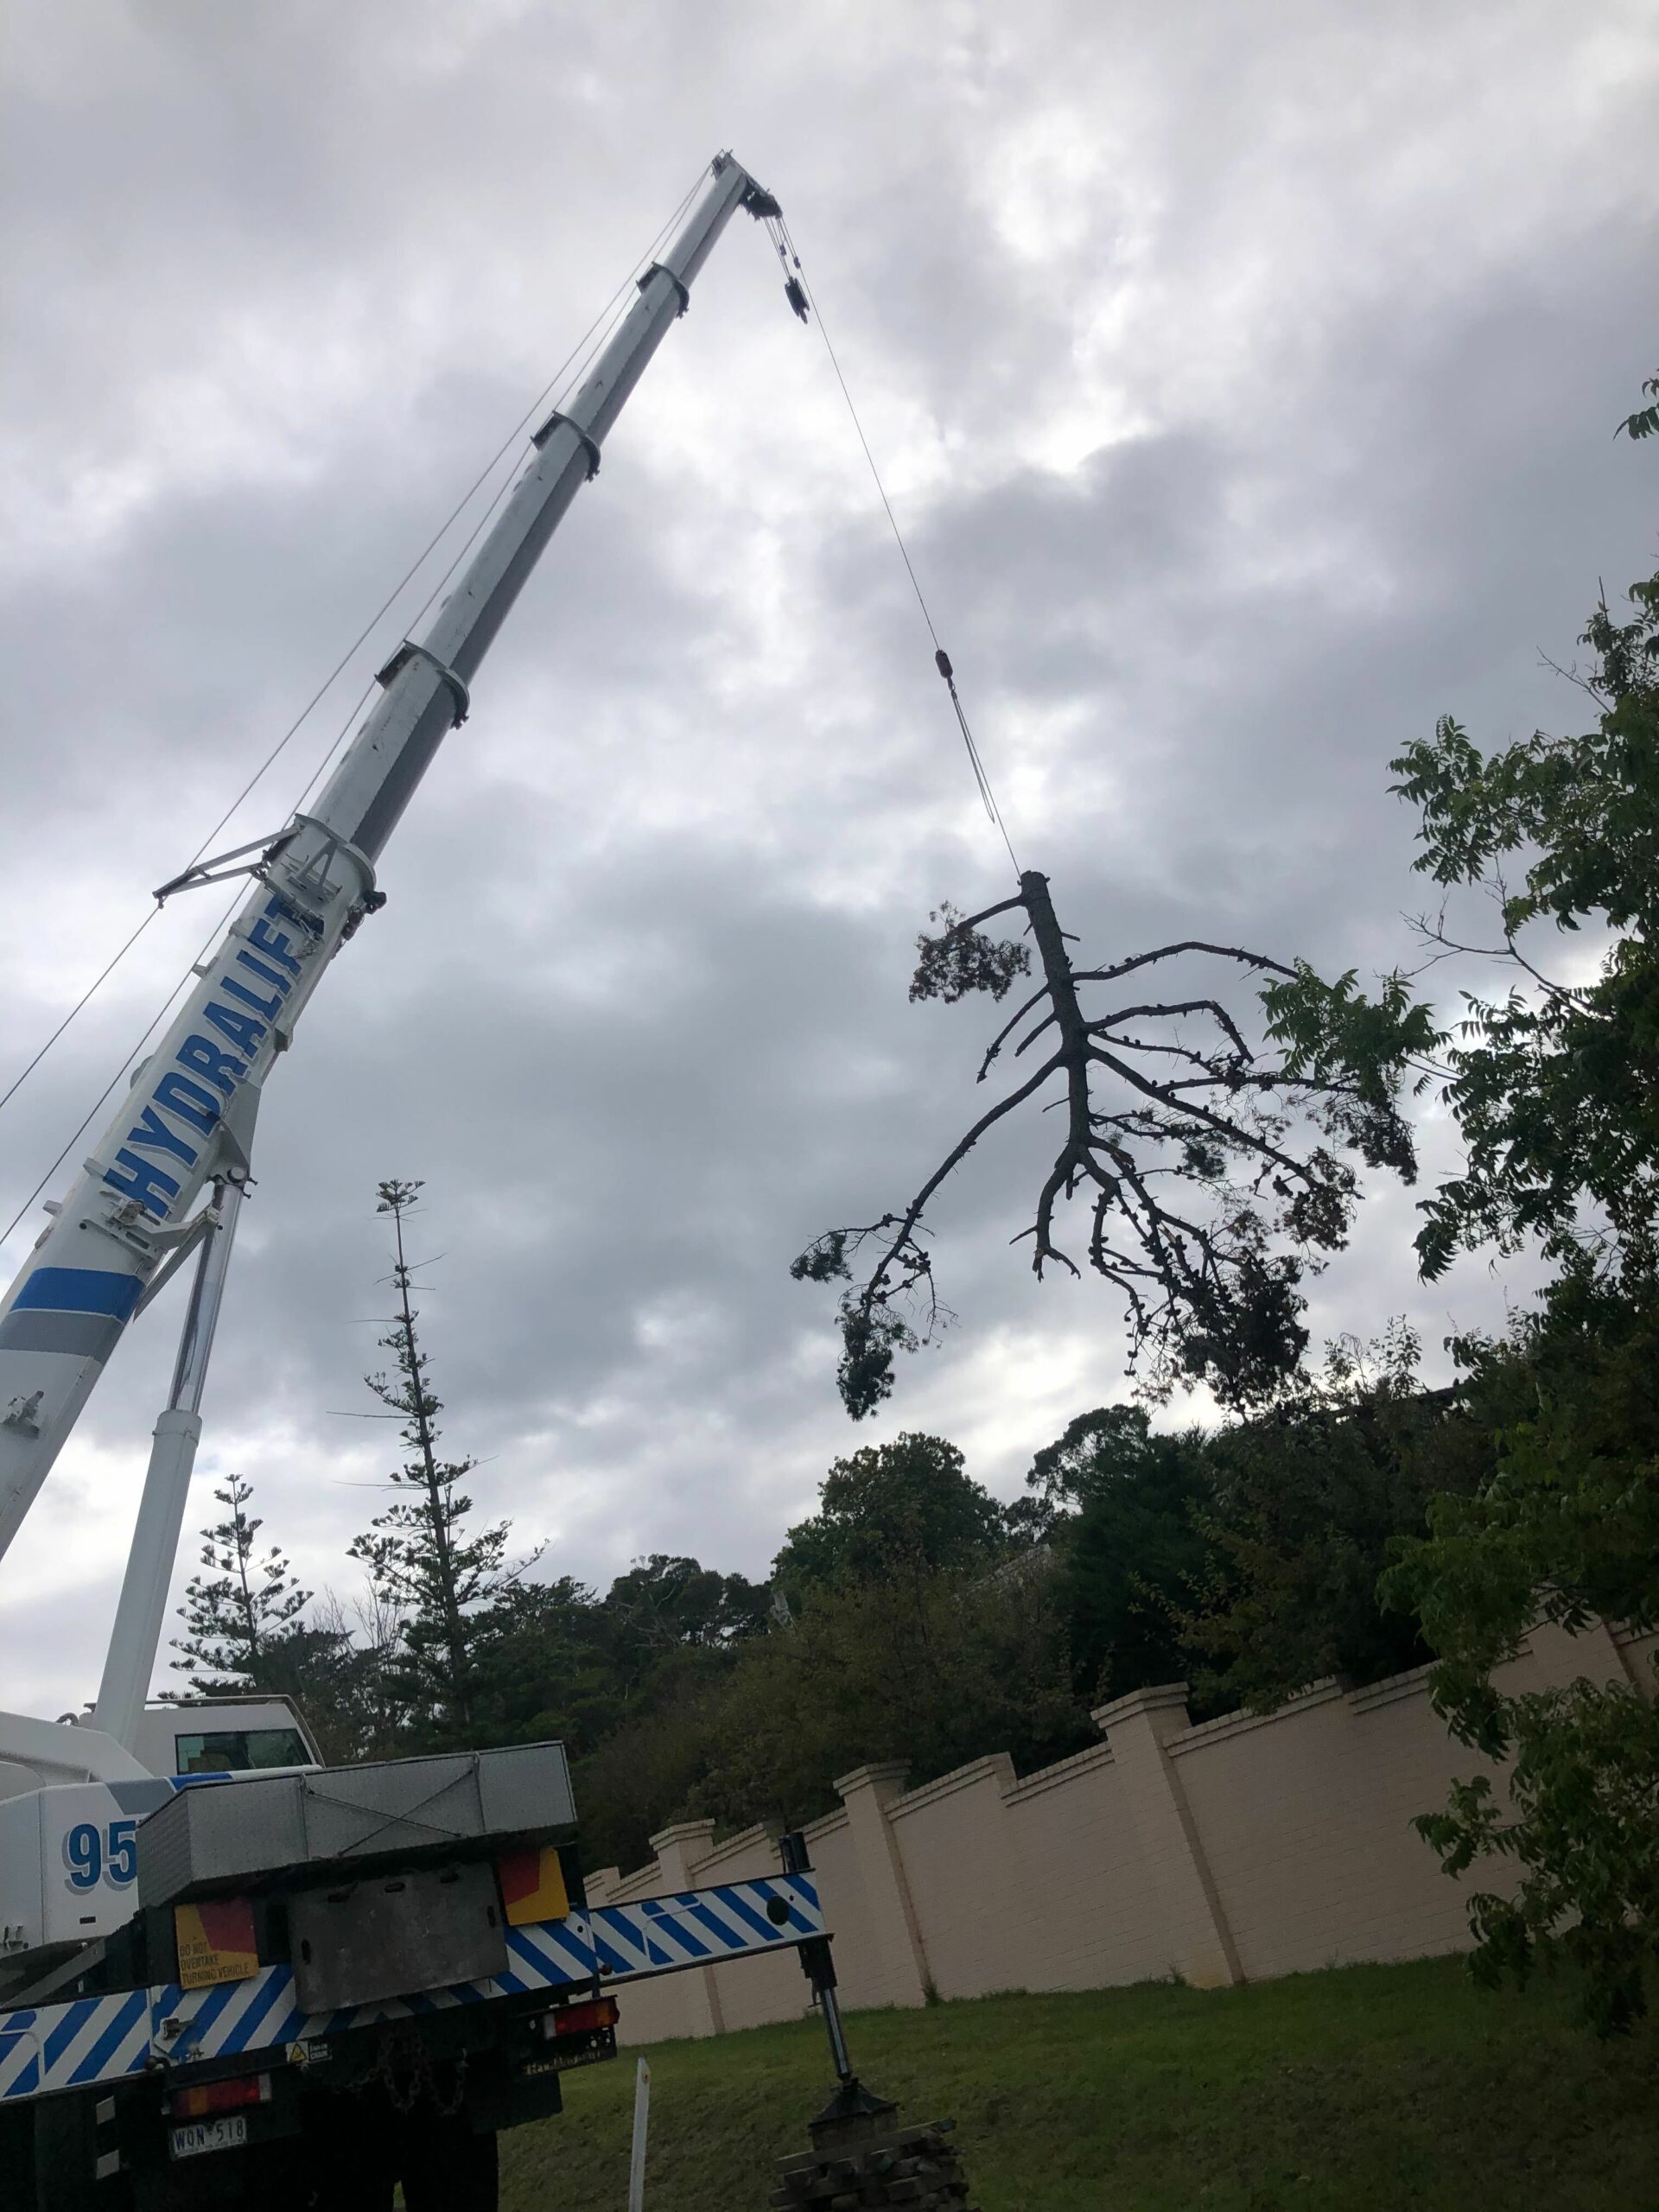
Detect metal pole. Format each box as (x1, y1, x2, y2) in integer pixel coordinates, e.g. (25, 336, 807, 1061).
(627, 2056, 652, 2211)
(818, 1982, 854, 2084)
(90, 1171, 250, 1751)
(779, 1829, 855, 2082)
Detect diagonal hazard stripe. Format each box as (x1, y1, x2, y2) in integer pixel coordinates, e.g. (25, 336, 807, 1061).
(67, 1992, 147, 2088)
(1, 1875, 829, 2104)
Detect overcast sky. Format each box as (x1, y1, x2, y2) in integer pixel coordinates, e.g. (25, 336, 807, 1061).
(2, 2, 1656, 1719)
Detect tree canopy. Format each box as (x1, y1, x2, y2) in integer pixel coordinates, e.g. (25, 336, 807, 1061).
(171, 1472, 309, 1694)
(1026, 1406, 1214, 1707)
(773, 1432, 1007, 1593)
(1260, 375, 1659, 2031)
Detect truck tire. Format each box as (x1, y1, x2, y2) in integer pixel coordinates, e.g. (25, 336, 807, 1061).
(292, 2101, 394, 2212)
(307, 2146, 394, 2212)
(398, 2118, 498, 2212)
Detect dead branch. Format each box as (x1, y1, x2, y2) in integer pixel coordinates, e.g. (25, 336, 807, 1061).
(796, 871, 1414, 1418)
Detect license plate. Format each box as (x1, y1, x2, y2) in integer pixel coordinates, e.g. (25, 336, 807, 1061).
(548, 2031, 616, 2072)
(170, 2115, 248, 2161)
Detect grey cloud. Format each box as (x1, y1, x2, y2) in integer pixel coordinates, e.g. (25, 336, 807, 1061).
(3, 1, 1656, 1714)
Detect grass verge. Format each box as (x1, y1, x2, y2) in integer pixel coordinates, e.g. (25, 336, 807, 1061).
(500, 1954, 1659, 2211)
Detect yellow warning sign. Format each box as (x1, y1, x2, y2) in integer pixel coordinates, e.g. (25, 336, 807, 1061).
(499, 1845, 570, 1927)
(175, 1897, 259, 1989)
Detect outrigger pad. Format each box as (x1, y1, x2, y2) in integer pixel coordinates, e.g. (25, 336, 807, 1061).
(772, 2113, 979, 2209)
(808, 2075, 899, 2153)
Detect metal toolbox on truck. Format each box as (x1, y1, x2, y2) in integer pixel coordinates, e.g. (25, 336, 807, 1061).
(136, 1742, 577, 1907)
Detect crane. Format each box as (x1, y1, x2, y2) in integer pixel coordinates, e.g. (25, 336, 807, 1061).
(0, 149, 785, 1752)
(0, 154, 885, 2212)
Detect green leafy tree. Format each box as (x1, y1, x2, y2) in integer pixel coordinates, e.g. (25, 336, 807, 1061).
(1024, 1406, 1214, 1703)
(1178, 1324, 1489, 1712)
(601, 1554, 772, 1687)
(463, 1576, 623, 1751)
(262, 1627, 371, 1759)
(693, 1562, 1087, 1838)
(348, 1179, 515, 1741)
(772, 1433, 1005, 1595)
(171, 1474, 309, 1693)
(1381, 1289, 1659, 2031)
(1261, 376, 1659, 2030)
(571, 1673, 729, 1877)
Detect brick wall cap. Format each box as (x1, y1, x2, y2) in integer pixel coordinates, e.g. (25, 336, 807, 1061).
(833, 1758, 913, 1795)
(1346, 1665, 1435, 1714)
(694, 1818, 785, 1873)
(884, 1751, 1018, 1820)
(1003, 1738, 1116, 1802)
(648, 1816, 719, 1853)
(1092, 1681, 1192, 1730)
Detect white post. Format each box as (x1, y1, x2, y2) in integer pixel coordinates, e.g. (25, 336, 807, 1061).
(628, 2056, 652, 2211)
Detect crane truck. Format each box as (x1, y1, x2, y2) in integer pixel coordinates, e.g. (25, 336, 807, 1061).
(0, 153, 849, 2211)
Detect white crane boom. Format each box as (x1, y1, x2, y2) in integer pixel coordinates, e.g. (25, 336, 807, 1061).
(0, 153, 779, 1606)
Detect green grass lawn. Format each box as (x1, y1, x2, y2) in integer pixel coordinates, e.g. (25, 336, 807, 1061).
(499, 1955, 1659, 2211)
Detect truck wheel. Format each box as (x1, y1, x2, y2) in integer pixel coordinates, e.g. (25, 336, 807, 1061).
(398, 2119, 498, 2212)
(308, 2158, 394, 2212)
(295, 2114, 393, 2212)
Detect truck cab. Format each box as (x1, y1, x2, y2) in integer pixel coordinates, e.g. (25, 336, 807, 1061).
(125, 1695, 320, 1782)
(0, 1698, 321, 1999)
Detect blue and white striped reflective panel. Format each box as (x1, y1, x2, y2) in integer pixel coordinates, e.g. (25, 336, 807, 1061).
(0, 1876, 823, 2105)
(0, 1988, 151, 2106)
(588, 1878, 824, 1978)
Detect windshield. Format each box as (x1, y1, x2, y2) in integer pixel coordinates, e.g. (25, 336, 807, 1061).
(174, 1726, 311, 1775)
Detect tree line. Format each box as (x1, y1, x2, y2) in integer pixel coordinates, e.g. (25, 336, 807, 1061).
(172, 1300, 1493, 1882)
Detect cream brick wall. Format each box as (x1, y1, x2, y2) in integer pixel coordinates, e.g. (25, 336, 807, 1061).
(583, 1619, 1642, 2044)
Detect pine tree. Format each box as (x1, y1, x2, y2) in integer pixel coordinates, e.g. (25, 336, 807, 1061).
(171, 1473, 310, 1693)
(348, 1179, 511, 1740)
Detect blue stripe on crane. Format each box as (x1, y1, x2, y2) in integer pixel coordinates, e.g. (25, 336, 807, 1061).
(11, 1268, 143, 1318)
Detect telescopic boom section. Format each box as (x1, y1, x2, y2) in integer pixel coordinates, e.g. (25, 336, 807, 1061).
(0, 153, 779, 1567)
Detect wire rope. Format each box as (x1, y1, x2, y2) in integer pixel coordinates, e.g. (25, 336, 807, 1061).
(766, 214, 1022, 878)
(0, 891, 245, 1250)
(0, 166, 710, 1243)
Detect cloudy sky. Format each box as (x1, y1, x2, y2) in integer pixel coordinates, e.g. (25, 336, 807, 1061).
(2, 2, 1656, 1719)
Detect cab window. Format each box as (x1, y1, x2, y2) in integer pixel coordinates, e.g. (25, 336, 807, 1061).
(174, 1727, 309, 1774)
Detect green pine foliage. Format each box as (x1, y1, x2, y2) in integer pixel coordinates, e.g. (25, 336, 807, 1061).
(170, 1472, 310, 1693)
(347, 1179, 514, 1741)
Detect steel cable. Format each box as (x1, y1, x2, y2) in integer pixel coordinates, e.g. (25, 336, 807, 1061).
(0, 166, 711, 1244)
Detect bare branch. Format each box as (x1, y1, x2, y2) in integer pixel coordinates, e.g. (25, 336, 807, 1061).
(797, 870, 1390, 1415)
(976, 982, 1052, 1080)
(1089, 996, 1255, 1058)
(1073, 941, 1300, 987)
